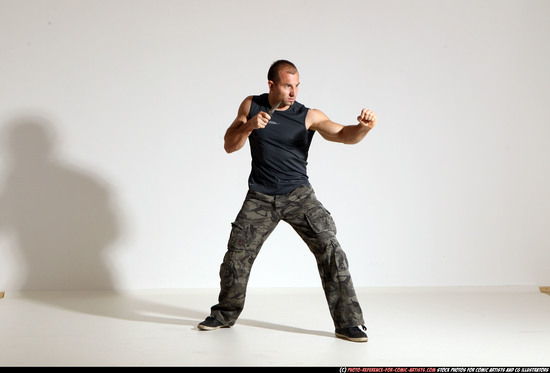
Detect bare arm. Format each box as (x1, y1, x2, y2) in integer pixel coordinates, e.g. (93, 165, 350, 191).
(224, 96, 272, 153)
(306, 108, 377, 144)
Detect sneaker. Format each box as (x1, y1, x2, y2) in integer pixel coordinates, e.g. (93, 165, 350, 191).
(335, 325, 368, 342)
(198, 316, 230, 331)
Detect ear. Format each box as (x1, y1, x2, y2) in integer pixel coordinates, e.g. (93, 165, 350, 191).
(268, 80, 275, 91)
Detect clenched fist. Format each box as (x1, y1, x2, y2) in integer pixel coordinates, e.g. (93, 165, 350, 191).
(357, 109, 377, 129)
(247, 111, 271, 130)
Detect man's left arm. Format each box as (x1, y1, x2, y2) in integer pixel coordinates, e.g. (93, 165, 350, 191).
(307, 108, 377, 144)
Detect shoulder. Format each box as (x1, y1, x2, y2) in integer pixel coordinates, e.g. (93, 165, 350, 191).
(305, 108, 330, 130)
(240, 95, 254, 108)
(242, 94, 269, 119)
(236, 95, 254, 116)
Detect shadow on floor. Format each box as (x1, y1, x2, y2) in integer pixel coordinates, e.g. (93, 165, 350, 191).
(22, 291, 335, 339)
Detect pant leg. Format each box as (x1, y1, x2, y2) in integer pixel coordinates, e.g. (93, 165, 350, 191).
(210, 190, 279, 326)
(281, 186, 365, 329)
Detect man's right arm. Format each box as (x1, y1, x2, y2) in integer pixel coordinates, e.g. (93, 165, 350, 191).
(224, 96, 271, 154)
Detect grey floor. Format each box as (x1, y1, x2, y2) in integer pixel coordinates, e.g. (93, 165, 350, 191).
(1, 287, 550, 367)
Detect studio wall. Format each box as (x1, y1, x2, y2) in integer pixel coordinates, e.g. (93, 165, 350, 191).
(1, 0, 549, 290)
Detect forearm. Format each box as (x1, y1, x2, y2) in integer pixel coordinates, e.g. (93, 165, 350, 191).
(338, 123, 372, 145)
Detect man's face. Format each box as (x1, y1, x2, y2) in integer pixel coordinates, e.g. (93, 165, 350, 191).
(269, 70, 300, 108)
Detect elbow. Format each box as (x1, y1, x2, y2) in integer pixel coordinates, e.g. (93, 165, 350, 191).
(224, 132, 240, 153)
(223, 136, 234, 153)
(224, 142, 239, 154)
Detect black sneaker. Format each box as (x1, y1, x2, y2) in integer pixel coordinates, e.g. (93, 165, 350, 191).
(198, 316, 230, 331)
(335, 325, 368, 342)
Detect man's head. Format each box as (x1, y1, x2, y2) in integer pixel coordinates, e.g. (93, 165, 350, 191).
(267, 60, 298, 83)
(267, 60, 300, 108)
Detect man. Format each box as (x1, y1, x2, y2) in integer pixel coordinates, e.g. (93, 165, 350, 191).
(198, 60, 377, 342)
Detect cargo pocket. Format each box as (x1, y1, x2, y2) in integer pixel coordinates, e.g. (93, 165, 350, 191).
(305, 206, 337, 236)
(228, 221, 249, 250)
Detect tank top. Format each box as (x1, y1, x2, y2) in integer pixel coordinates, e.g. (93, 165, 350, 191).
(247, 93, 314, 195)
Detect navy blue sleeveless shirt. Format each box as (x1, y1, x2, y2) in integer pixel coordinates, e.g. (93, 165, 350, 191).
(247, 93, 315, 195)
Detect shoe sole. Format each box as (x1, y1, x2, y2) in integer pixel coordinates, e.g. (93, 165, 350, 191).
(335, 332, 368, 343)
(198, 325, 219, 331)
(197, 324, 231, 331)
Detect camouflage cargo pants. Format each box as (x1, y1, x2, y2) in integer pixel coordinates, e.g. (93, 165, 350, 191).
(209, 185, 365, 329)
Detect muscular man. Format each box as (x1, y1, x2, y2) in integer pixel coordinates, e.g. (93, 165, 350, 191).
(198, 60, 377, 342)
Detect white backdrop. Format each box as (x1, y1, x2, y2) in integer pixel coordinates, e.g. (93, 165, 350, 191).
(1, 0, 549, 290)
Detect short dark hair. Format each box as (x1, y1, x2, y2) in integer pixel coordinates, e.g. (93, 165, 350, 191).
(268, 60, 298, 83)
